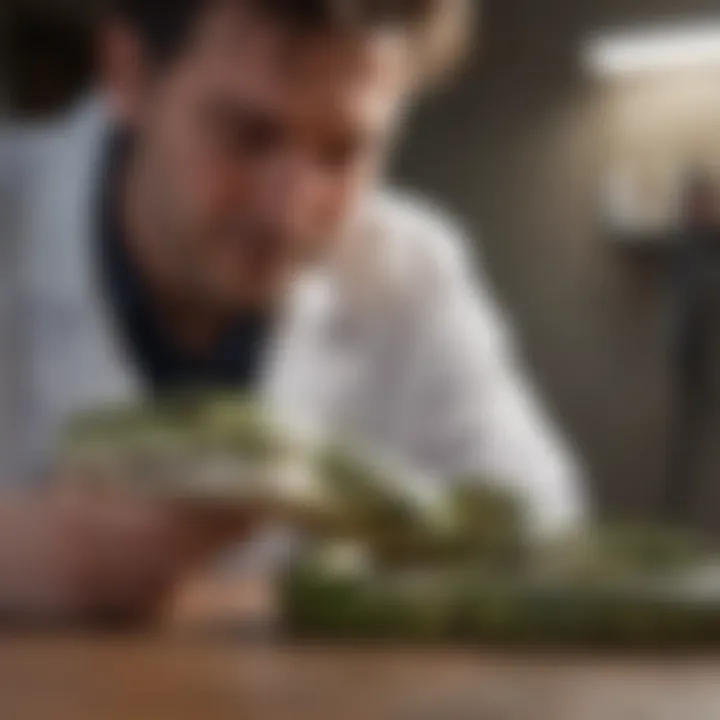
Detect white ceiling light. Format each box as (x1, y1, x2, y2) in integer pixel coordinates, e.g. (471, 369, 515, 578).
(585, 22, 720, 76)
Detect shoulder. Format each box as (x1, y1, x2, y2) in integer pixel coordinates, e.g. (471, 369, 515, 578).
(335, 188, 515, 352)
(0, 123, 51, 192)
(368, 189, 474, 276)
(342, 189, 479, 308)
(0, 122, 58, 251)
(1, 95, 107, 195)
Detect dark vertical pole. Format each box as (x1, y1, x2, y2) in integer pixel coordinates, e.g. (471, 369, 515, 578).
(664, 172, 720, 525)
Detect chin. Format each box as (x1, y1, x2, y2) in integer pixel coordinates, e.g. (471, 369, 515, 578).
(213, 262, 293, 310)
(219, 280, 281, 311)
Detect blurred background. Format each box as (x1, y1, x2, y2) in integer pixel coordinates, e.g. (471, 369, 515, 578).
(5, 0, 720, 532)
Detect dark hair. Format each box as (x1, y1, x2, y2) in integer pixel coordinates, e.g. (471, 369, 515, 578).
(113, 0, 471, 81)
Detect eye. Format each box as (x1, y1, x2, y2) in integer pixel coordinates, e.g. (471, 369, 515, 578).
(233, 114, 284, 156)
(204, 104, 284, 157)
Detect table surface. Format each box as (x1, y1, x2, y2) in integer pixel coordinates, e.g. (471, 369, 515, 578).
(2, 579, 720, 720)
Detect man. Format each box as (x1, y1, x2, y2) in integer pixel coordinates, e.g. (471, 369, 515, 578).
(0, 0, 584, 621)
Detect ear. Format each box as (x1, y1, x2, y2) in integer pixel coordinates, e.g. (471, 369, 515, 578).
(97, 20, 149, 126)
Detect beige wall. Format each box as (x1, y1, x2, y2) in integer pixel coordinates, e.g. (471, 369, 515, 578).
(395, 0, 720, 528)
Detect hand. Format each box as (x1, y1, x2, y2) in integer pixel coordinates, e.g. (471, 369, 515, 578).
(0, 490, 252, 625)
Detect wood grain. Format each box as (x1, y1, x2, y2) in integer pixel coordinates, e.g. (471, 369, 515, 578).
(1, 578, 720, 720)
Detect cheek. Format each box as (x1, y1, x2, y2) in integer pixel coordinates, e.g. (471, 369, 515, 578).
(187, 163, 245, 228)
(153, 107, 245, 227)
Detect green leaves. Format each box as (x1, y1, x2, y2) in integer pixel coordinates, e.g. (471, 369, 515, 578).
(60, 395, 720, 649)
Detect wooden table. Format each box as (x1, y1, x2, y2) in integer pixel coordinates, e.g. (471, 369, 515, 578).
(2, 579, 720, 720)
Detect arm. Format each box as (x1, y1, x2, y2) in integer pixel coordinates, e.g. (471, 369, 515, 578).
(399, 227, 587, 539)
(0, 125, 251, 622)
(0, 490, 251, 624)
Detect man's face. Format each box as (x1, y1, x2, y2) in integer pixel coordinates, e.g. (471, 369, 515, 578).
(105, 5, 413, 311)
